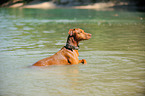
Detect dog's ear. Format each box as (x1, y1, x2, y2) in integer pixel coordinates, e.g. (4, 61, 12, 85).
(68, 29, 75, 36)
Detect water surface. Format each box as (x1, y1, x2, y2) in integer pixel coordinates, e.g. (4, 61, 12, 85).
(0, 8, 145, 96)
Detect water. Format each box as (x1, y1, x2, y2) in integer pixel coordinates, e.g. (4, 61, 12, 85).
(0, 8, 145, 96)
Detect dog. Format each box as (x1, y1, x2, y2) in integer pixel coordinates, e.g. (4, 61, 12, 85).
(33, 28, 91, 66)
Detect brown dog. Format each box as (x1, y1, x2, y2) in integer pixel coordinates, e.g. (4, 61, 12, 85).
(33, 28, 91, 66)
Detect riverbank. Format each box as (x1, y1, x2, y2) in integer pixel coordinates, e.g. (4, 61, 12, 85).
(1, 0, 144, 11)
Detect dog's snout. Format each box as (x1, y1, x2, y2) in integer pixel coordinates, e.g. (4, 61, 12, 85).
(87, 33, 92, 37)
(88, 33, 92, 36)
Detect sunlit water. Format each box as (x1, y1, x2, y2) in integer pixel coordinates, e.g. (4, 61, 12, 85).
(0, 8, 145, 96)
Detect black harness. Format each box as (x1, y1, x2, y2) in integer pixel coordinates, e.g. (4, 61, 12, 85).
(64, 43, 79, 51)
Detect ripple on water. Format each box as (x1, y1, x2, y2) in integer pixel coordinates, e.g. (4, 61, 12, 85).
(23, 27, 34, 30)
(43, 30, 55, 33)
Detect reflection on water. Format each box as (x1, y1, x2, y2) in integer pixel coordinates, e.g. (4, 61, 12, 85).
(0, 8, 145, 96)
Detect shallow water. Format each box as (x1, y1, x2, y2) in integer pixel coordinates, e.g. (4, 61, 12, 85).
(0, 8, 145, 96)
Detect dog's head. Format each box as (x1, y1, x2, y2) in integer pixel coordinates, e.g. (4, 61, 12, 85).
(68, 28, 91, 41)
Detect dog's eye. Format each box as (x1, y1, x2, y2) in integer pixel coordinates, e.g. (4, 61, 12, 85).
(78, 32, 81, 34)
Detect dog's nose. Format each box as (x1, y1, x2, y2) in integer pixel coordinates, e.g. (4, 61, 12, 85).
(88, 33, 92, 36)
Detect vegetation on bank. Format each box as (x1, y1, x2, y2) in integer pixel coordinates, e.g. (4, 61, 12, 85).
(0, 0, 145, 10)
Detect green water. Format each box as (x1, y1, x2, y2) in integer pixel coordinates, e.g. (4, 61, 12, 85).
(0, 8, 145, 96)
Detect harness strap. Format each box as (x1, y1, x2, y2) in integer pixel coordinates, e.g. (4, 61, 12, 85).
(64, 43, 79, 51)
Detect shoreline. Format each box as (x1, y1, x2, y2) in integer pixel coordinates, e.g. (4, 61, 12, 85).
(1, 1, 144, 11)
